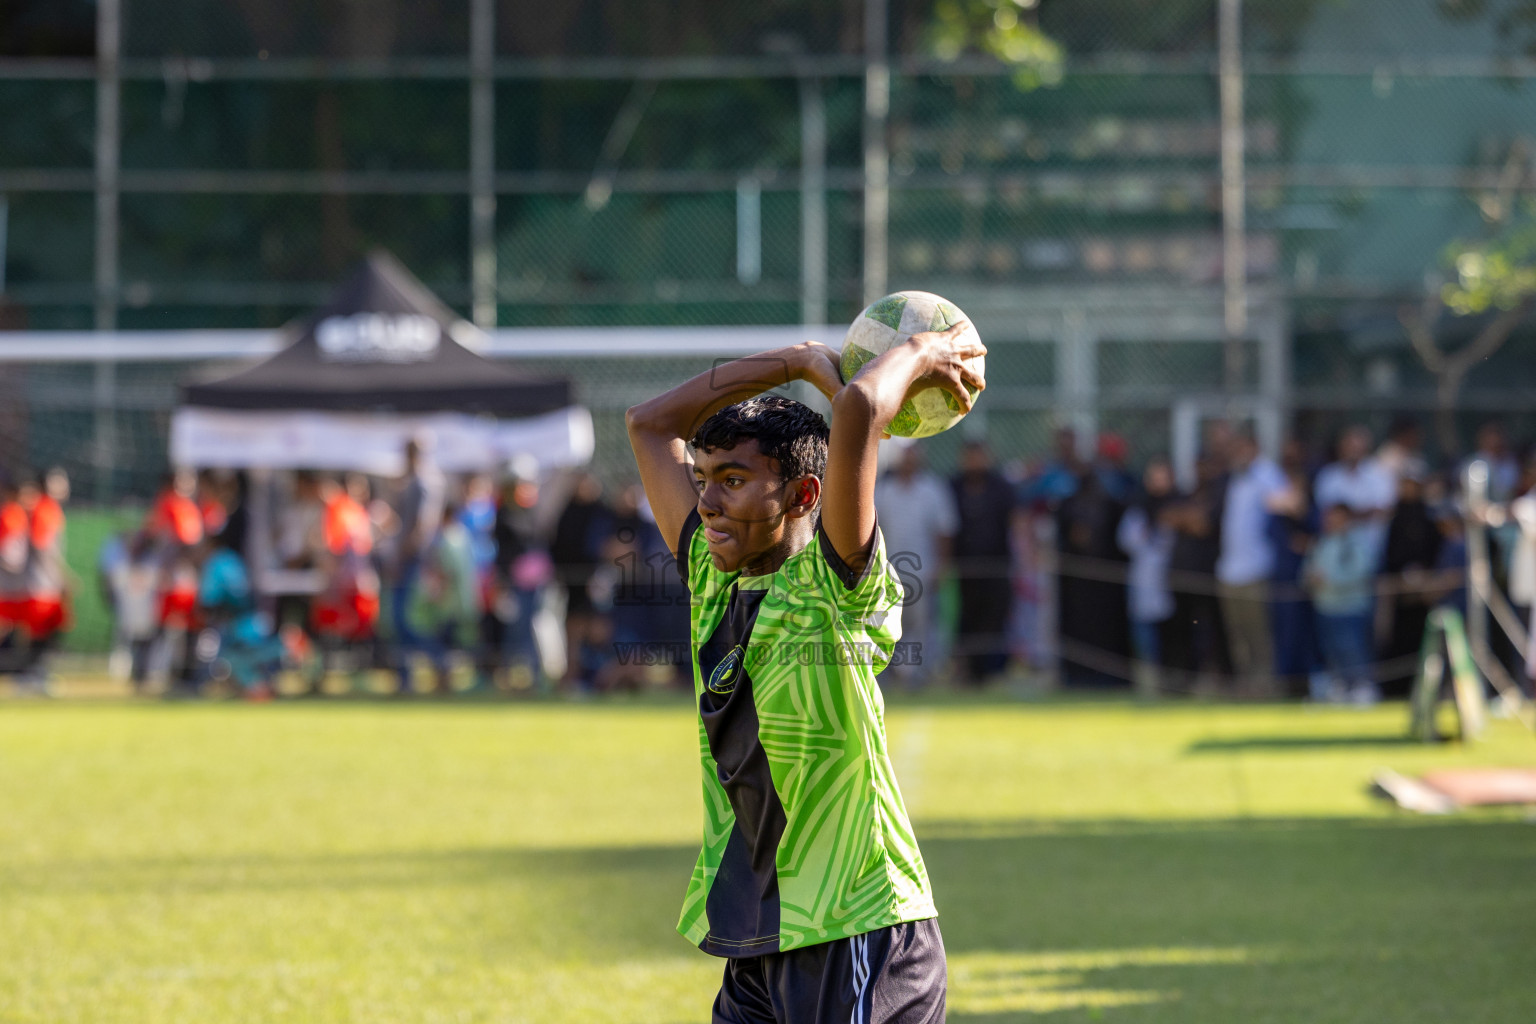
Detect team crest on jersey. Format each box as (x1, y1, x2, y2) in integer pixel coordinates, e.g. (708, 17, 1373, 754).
(706, 644, 746, 695)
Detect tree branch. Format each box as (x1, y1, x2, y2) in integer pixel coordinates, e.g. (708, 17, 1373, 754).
(1445, 295, 1535, 377)
(1484, 136, 1530, 226)
(1399, 296, 1446, 373)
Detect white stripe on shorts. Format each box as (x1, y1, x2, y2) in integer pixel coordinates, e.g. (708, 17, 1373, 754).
(850, 933, 871, 1024)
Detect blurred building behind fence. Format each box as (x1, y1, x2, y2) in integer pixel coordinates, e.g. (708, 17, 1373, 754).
(6, 0, 1536, 498)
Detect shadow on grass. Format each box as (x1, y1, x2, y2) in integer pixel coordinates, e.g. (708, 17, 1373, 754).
(5, 816, 1533, 1019)
(1, 687, 1263, 712)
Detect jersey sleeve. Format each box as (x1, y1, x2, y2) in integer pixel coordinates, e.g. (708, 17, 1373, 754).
(809, 519, 905, 653)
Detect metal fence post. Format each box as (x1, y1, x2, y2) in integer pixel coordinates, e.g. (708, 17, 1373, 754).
(93, 0, 122, 500)
(469, 0, 497, 328)
(736, 177, 762, 286)
(1257, 294, 1290, 457)
(0, 196, 8, 293)
(862, 0, 889, 306)
(1058, 307, 1098, 454)
(1219, 0, 1248, 405)
(1464, 459, 1491, 681)
(799, 77, 827, 328)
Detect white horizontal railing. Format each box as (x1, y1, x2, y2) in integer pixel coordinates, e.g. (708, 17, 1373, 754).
(0, 325, 847, 362)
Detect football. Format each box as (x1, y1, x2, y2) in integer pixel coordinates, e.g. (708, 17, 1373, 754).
(839, 290, 984, 438)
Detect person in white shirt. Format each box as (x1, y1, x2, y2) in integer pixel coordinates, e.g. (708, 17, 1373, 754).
(1461, 421, 1520, 504)
(1375, 416, 1428, 495)
(1216, 430, 1289, 696)
(1315, 425, 1395, 560)
(874, 442, 959, 687)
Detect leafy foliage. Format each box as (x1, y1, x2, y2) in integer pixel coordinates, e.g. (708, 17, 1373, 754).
(928, 0, 1065, 88)
(1442, 208, 1536, 315)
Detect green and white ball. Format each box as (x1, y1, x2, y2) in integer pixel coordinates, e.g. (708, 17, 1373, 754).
(840, 291, 983, 439)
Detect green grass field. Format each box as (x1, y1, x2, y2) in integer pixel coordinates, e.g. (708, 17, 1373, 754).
(1, 695, 1533, 1023)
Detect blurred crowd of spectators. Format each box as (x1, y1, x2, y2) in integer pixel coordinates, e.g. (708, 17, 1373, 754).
(93, 440, 691, 699)
(8, 417, 1536, 703)
(879, 417, 1535, 704)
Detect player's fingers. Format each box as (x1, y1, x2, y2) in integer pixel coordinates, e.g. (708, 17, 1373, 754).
(942, 374, 975, 413)
(960, 363, 986, 392)
(813, 363, 844, 398)
(954, 337, 987, 360)
(802, 350, 845, 397)
(805, 339, 840, 364)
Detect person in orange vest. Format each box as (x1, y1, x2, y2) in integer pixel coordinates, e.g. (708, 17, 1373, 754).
(0, 471, 32, 686)
(145, 470, 204, 690)
(310, 474, 381, 688)
(17, 468, 71, 690)
(146, 470, 205, 550)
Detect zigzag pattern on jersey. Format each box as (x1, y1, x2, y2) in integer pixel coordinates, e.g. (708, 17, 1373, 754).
(677, 772, 733, 944)
(749, 620, 889, 933)
(678, 524, 936, 952)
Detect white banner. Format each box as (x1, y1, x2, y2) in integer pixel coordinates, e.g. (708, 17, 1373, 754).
(170, 405, 594, 475)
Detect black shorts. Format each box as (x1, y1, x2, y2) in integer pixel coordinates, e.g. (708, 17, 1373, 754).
(712, 918, 946, 1024)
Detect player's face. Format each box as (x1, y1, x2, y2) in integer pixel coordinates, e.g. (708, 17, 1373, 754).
(692, 442, 809, 573)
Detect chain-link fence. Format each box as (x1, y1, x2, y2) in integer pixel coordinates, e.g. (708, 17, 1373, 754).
(5, 0, 1536, 497)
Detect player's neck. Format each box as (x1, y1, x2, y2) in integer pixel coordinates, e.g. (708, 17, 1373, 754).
(738, 522, 813, 577)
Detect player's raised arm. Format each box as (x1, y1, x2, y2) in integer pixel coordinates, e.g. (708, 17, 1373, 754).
(625, 342, 844, 556)
(822, 322, 985, 570)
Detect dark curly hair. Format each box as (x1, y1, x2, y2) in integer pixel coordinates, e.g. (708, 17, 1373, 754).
(690, 396, 829, 482)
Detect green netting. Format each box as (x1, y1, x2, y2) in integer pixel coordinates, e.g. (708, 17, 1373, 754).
(6, 0, 1536, 497)
(119, 81, 472, 173)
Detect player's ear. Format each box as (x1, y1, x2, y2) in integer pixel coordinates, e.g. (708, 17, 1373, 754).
(785, 475, 820, 519)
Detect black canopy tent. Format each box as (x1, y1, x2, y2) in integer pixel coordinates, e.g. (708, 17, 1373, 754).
(181, 252, 570, 416)
(171, 252, 592, 473)
(170, 252, 594, 600)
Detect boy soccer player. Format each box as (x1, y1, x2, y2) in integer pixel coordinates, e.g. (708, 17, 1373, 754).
(626, 323, 984, 1023)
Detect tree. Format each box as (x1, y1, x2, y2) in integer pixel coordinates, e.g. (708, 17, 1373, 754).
(1399, 139, 1536, 454)
(927, 0, 1063, 88)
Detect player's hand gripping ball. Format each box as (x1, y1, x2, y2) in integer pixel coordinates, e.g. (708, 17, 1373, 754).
(840, 291, 984, 438)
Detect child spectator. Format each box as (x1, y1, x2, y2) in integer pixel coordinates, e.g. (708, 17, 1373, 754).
(197, 528, 284, 700)
(404, 500, 478, 694)
(1116, 457, 1176, 695)
(101, 531, 161, 690)
(1305, 504, 1379, 705)
(491, 473, 551, 689)
(457, 473, 500, 688)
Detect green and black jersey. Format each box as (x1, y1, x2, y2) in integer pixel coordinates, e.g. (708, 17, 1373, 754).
(675, 509, 936, 957)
